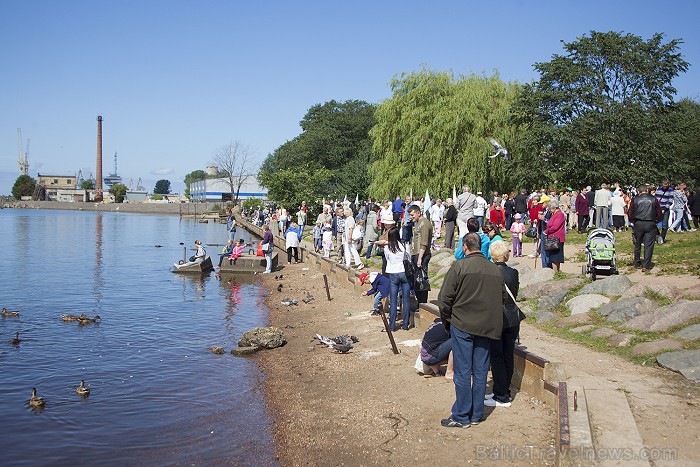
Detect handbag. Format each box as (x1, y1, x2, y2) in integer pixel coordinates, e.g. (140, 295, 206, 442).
(543, 236, 561, 252)
(351, 226, 363, 241)
(504, 283, 527, 322)
(402, 247, 415, 279)
(414, 268, 431, 292)
(261, 242, 270, 252)
(525, 225, 537, 238)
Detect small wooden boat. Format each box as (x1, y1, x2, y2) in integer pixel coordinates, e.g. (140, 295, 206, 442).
(173, 256, 214, 273)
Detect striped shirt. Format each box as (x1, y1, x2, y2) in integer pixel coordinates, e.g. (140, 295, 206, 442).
(654, 186, 674, 210)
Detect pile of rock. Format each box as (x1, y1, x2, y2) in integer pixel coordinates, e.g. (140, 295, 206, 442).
(511, 262, 700, 383)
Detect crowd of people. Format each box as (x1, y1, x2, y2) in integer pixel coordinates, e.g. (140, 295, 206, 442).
(238, 179, 698, 428)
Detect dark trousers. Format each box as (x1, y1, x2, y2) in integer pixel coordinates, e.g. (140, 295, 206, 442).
(633, 220, 657, 269)
(286, 247, 299, 263)
(693, 214, 700, 229)
(577, 214, 589, 232)
(490, 325, 519, 402)
(411, 251, 431, 304)
(660, 208, 670, 240)
(444, 221, 456, 249)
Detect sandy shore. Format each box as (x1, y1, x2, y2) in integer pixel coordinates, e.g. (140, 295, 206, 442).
(257, 262, 557, 466)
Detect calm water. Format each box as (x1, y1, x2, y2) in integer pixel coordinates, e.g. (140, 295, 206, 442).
(0, 209, 278, 466)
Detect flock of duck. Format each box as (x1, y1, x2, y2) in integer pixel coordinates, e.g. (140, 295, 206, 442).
(3, 307, 98, 409)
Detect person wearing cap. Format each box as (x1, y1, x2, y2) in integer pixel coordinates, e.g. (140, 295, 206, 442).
(543, 199, 565, 271)
(509, 213, 526, 257)
(474, 191, 488, 228)
(360, 271, 391, 316)
(321, 223, 333, 257)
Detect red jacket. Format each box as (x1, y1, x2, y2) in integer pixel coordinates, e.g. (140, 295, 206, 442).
(544, 210, 566, 243)
(489, 208, 505, 227)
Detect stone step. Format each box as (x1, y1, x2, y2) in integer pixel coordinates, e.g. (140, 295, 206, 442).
(583, 385, 650, 466)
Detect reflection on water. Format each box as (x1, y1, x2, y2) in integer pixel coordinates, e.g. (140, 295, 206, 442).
(0, 209, 276, 466)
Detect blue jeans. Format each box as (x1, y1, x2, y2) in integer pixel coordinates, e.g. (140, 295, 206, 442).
(540, 238, 551, 269)
(423, 339, 453, 365)
(476, 216, 484, 228)
(389, 272, 411, 331)
(228, 229, 236, 242)
(372, 291, 383, 312)
(669, 208, 685, 231)
(450, 326, 491, 424)
(364, 241, 375, 258)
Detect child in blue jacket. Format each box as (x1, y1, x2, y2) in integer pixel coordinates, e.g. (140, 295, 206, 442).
(360, 271, 391, 316)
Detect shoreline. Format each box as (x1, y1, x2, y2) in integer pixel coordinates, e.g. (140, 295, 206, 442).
(255, 261, 557, 465)
(2, 200, 224, 216)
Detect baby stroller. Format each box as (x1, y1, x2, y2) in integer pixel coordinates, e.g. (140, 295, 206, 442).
(582, 228, 618, 280)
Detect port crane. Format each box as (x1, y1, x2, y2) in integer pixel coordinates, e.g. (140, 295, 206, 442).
(17, 128, 29, 175)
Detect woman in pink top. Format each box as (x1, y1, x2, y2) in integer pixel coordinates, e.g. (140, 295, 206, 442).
(543, 199, 566, 271)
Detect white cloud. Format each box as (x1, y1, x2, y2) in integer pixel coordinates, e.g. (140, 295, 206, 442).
(151, 168, 175, 176)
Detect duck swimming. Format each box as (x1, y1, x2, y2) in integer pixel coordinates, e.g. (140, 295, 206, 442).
(2, 308, 20, 317)
(29, 388, 45, 408)
(77, 315, 101, 325)
(10, 332, 21, 345)
(76, 380, 91, 397)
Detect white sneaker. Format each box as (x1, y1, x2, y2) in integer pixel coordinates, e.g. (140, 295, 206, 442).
(484, 399, 511, 407)
(527, 253, 536, 258)
(484, 393, 494, 400)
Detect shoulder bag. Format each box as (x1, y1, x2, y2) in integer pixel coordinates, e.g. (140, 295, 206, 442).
(504, 283, 527, 322)
(525, 224, 538, 238)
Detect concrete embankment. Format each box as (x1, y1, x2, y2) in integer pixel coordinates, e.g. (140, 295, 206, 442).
(4, 200, 224, 216)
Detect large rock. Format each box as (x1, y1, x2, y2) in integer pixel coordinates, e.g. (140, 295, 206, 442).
(608, 333, 635, 347)
(590, 328, 616, 339)
(673, 324, 700, 340)
(682, 285, 700, 300)
(570, 325, 595, 333)
(554, 314, 594, 328)
(566, 294, 610, 315)
(536, 288, 571, 311)
(620, 283, 682, 301)
(434, 252, 456, 268)
(519, 267, 555, 290)
(632, 339, 683, 355)
(519, 278, 584, 301)
(237, 327, 287, 349)
(535, 310, 557, 323)
(624, 300, 700, 332)
(578, 275, 632, 296)
(596, 297, 657, 323)
(508, 261, 532, 277)
(656, 350, 700, 383)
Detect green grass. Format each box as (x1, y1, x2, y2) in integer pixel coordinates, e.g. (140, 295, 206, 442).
(566, 228, 700, 276)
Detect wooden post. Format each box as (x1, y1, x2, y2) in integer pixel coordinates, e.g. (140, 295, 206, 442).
(183, 246, 187, 264)
(323, 274, 332, 301)
(378, 302, 400, 355)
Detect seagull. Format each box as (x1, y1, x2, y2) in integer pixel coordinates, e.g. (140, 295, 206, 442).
(488, 138, 510, 160)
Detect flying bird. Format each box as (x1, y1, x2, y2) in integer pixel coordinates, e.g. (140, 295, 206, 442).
(488, 138, 510, 160)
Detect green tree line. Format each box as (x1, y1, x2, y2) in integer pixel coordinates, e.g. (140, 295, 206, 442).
(254, 31, 697, 208)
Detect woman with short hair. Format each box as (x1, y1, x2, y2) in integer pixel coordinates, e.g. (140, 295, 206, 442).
(543, 199, 566, 271)
(487, 240, 520, 407)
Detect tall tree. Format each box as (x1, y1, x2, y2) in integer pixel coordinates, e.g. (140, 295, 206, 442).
(514, 31, 690, 187)
(12, 174, 36, 200)
(211, 141, 254, 204)
(369, 69, 524, 199)
(258, 99, 376, 207)
(110, 183, 128, 203)
(154, 179, 171, 194)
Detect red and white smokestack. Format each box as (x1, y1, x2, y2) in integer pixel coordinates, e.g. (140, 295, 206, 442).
(95, 115, 103, 202)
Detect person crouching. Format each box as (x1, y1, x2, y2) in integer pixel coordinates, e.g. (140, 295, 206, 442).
(360, 271, 390, 316)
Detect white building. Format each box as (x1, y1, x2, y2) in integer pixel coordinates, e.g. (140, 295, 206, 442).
(189, 177, 267, 202)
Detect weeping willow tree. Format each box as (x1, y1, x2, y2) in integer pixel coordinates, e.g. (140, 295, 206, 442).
(369, 68, 526, 199)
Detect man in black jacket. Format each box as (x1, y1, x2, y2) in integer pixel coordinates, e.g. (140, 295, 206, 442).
(629, 185, 662, 272)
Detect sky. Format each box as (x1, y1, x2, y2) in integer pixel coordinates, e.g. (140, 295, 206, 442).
(1, 0, 699, 196)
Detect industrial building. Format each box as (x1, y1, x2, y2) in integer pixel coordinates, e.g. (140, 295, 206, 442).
(36, 174, 88, 202)
(189, 177, 267, 202)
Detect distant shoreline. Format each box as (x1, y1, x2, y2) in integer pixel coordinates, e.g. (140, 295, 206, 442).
(3, 200, 225, 216)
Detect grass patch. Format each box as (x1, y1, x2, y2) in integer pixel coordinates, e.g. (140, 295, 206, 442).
(643, 288, 673, 307)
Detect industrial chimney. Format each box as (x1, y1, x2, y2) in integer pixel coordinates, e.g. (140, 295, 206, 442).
(95, 115, 103, 202)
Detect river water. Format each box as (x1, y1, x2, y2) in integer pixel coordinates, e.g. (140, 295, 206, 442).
(0, 209, 278, 466)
